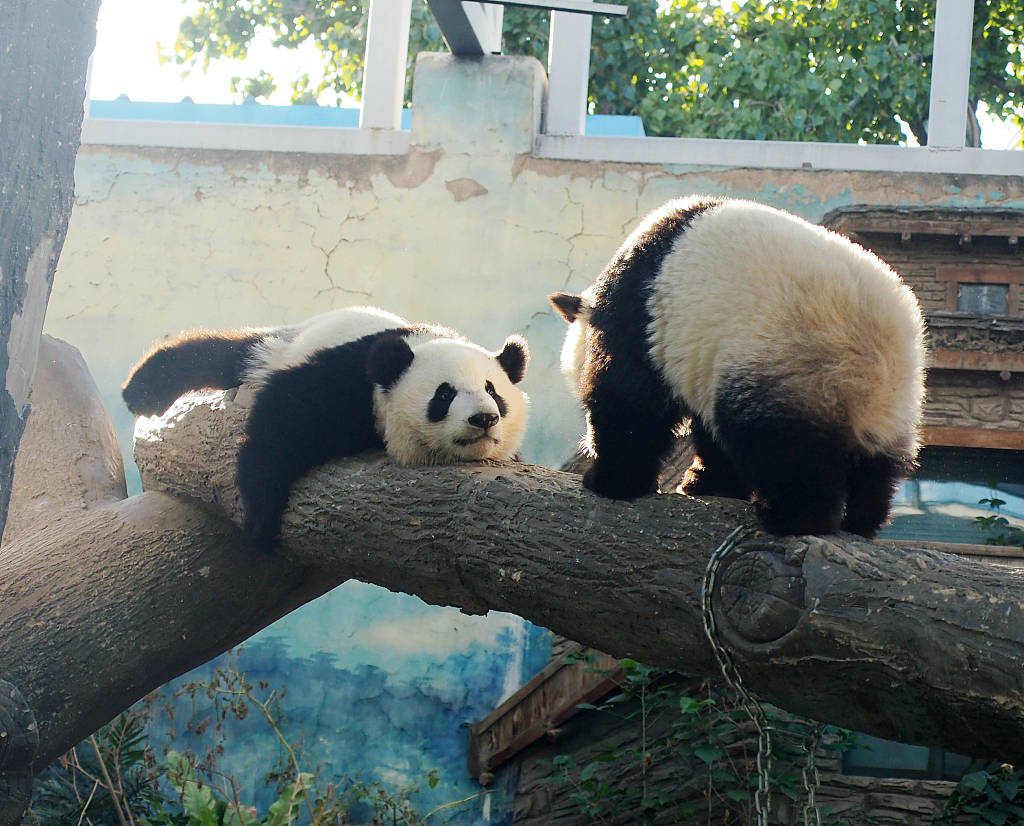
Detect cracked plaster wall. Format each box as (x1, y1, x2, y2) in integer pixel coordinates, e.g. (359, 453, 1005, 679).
(48, 54, 1024, 480)
(38, 52, 1024, 820)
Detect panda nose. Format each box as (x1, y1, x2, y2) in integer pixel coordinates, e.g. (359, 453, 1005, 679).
(468, 412, 499, 431)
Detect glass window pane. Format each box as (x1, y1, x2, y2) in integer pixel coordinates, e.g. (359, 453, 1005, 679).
(881, 448, 1024, 545)
(843, 734, 931, 777)
(958, 283, 1009, 315)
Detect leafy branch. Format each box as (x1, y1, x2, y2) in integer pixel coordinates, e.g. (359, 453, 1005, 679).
(163, 0, 1024, 144)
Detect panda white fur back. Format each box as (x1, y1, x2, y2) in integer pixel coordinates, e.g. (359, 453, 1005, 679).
(123, 306, 530, 551)
(648, 199, 924, 457)
(245, 306, 410, 383)
(551, 196, 925, 539)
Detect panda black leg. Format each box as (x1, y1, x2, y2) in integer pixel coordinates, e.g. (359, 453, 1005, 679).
(748, 456, 847, 537)
(122, 330, 264, 416)
(236, 439, 300, 553)
(714, 376, 847, 536)
(582, 394, 680, 500)
(842, 451, 905, 539)
(679, 417, 749, 499)
(234, 346, 384, 552)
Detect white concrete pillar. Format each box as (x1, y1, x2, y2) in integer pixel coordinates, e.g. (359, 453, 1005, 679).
(545, 1, 593, 136)
(927, 0, 974, 148)
(359, 0, 413, 129)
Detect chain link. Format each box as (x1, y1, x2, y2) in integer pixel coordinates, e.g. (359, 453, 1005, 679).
(700, 525, 772, 826)
(700, 525, 825, 826)
(801, 721, 825, 826)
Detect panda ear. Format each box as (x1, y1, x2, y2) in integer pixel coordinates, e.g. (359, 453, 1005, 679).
(496, 335, 529, 385)
(549, 292, 591, 324)
(367, 335, 415, 390)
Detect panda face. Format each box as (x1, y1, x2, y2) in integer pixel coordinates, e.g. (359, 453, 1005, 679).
(369, 336, 529, 465)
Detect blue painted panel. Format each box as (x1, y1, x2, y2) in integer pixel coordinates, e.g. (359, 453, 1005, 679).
(87, 98, 647, 136)
(145, 581, 551, 825)
(585, 113, 646, 137)
(89, 98, 411, 129)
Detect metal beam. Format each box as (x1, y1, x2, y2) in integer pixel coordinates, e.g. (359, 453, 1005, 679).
(480, 0, 627, 15)
(425, 0, 503, 56)
(427, 0, 626, 57)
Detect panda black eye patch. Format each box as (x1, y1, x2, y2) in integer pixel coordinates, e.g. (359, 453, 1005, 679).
(428, 382, 457, 421)
(486, 380, 508, 417)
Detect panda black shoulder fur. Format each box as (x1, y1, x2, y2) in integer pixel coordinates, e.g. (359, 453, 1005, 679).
(550, 196, 925, 539)
(123, 306, 530, 551)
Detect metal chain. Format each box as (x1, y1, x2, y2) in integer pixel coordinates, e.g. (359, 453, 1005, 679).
(701, 525, 826, 826)
(700, 525, 773, 826)
(800, 721, 825, 826)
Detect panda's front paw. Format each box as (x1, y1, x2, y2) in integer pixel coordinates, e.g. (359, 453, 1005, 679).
(582, 463, 658, 500)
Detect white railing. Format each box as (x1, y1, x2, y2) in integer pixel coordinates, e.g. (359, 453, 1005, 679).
(83, 0, 1024, 175)
(926, 0, 974, 150)
(359, 0, 414, 129)
(417, 0, 1022, 174)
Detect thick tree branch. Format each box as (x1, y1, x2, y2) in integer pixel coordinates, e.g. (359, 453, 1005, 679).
(2, 492, 338, 770)
(2, 337, 127, 546)
(0, 340, 339, 779)
(132, 390, 1024, 765)
(4, 348, 1023, 807)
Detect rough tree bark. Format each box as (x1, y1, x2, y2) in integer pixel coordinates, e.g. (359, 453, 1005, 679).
(0, 0, 100, 539)
(129, 391, 1024, 767)
(3, 341, 1023, 824)
(0, 339, 337, 823)
(1, 4, 99, 819)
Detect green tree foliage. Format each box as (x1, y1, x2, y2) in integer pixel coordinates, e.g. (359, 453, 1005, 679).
(28, 658, 461, 826)
(166, 0, 1023, 145)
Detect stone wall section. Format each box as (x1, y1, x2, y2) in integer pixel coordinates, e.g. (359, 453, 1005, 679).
(924, 371, 1024, 431)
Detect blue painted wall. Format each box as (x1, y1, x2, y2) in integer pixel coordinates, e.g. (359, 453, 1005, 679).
(150, 583, 550, 823)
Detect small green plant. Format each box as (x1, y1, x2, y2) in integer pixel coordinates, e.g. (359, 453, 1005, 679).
(539, 658, 854, 825)
(933, 762, 1024, 825)
(155, 748, 312, 826)
(975, 496, 1024, 548)
(30, 711, 166, 826)
(28, 655, 471, 826)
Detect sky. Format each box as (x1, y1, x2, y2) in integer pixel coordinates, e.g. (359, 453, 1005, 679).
(89, 0, 1021, 149)
(89, 0, 325, 105)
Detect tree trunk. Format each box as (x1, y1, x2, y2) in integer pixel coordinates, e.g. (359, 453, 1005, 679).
(1, 5, 99, 819)
(0, 340, 338, 823)
(0, 0, 100, 541)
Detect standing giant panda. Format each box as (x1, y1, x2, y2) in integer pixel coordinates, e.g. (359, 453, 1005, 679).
(550, 196, 925, 538)
(123, 306, 530, 551)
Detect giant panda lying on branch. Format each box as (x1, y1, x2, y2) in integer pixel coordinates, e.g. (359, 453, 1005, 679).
(123, 306, 530, 552)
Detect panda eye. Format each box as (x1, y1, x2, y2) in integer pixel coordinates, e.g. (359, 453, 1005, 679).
(485, 381, 497, 398)
(437, 383, 456, 403)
